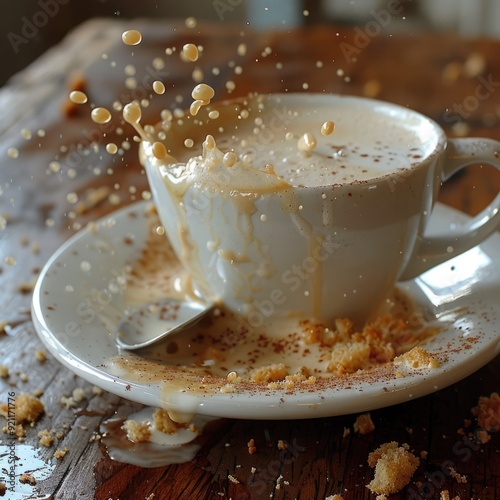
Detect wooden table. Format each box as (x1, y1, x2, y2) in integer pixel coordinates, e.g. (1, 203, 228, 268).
(0, 19, 498, 500)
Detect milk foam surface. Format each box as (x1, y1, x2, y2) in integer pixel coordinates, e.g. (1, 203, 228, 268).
(154, 94, 440, 188)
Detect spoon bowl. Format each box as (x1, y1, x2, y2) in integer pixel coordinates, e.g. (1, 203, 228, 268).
(115, 298, 214, 350)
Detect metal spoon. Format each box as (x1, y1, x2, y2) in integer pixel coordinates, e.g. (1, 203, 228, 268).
(115, 298, 214, 350)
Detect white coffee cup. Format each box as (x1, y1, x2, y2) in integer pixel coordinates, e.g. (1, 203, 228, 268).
(140, 93, 500, 326)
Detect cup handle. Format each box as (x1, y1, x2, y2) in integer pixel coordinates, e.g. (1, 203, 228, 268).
(400, 137, 500, 281)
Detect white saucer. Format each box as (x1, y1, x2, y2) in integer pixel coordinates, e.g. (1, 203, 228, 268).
(32, 202, 500, 420)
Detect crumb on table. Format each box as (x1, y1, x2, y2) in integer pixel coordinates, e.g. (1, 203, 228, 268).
(353, 413, 375, 434)
(472, 392, 500, 432)
(54, 447, 68, 460)
(247, 438, 257, 454)
(38, 429, 54, 447)
(0, 393, 44, 425)
(19, 474, 36, 485)
(367, 441, 420, 495)
(34, 349, 47, 362)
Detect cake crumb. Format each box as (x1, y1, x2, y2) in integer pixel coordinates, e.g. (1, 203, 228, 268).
(228, 474, 239, 484)
(328, 341, 371, 375)
(92, 385, 103, 395)
(153, 408, 188, 434)
(472, 392, 500, 432)
(277, 439, 287, 450)
(60, 387, 86, 410)
(367, 441, 419, 495)
(0, 364, 8, 378)
(353, 413, 375, 434)
(17, 280, 36, 294)
(187, 422, 199, 434)
(34, 349, 47, 362)
(72, 387, 86, 403)
(38, 429, 54, 447)
(449, 467, 467, 484)
(394, 347, 440, 369)
(265, 368, 315, 390)
(275, 474, 283, 490)
(343, 427, 351, 438)
(219, 383, 237, 394)
(302, 312, 435, 375)
(89, 432, 101, 443)
(60, 396, 77, 409)
(19, 474, 36, 485)
(439, 491, 460, 500)
(3, 423, 25, 439)
(251, 363, 288, 383)
(476, 429, 491, 444)
(247, 438, 257, 454)
(325, 495, 343, 500)
(0, 393, 44, 424)
(122, 420, 151, 443)
(54, 447, 68, 460)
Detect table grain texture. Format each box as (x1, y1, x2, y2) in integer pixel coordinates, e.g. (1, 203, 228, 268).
(0, 19, 499, 500)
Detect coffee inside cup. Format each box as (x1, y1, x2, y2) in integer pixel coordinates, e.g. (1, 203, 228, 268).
(145, 93, 440, 190)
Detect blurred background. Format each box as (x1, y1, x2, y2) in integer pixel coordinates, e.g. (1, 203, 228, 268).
(1, 0, 500, 86)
